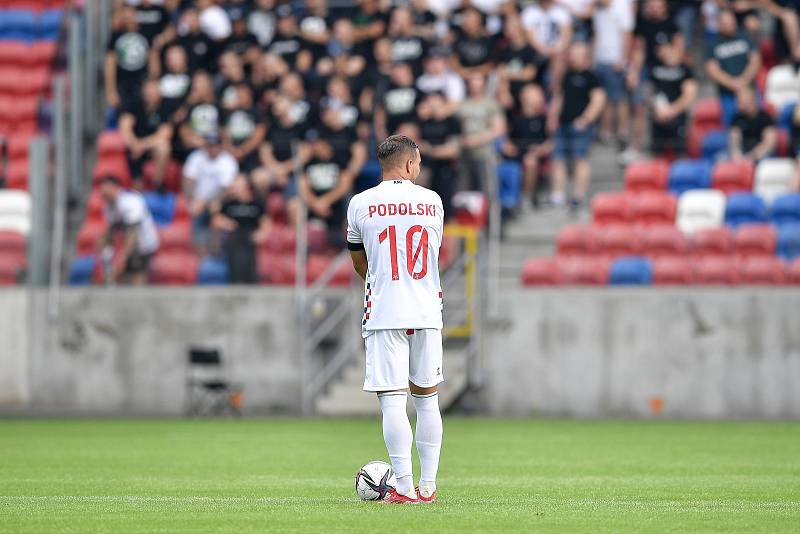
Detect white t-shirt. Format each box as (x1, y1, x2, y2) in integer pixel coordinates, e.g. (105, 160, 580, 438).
(347, 179, 444, 332)
(520, 4, 572, 49)
(416, 71, 466, 104)
(593, 0, 634, 66)
(183, 149, 238, 203)
(107, 191, 159, 254)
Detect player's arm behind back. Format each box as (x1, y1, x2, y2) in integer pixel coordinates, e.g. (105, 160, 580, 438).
(347, 195, 368, 281)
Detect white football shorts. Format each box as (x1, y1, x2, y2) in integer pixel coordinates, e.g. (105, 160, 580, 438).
(363, 328, 444, 392)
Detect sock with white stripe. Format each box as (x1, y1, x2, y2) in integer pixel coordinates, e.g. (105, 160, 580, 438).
(412, 391, 442, 493)
(378, 392, 415, 497)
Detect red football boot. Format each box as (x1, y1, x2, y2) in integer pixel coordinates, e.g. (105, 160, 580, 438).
(416, 486, 436, 504)
(382, 489, 420, 504)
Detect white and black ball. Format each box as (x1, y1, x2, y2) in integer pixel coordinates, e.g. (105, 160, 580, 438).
(355, 461, 396, 501)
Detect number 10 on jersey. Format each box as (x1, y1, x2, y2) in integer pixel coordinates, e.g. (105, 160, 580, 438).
(378, 225, 429, 281)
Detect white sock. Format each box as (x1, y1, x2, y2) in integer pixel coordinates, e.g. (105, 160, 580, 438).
(378, 392, 414, 496)
(412, 391, 442, 493)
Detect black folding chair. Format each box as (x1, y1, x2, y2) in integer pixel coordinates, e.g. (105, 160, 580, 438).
(186, 347, 243, 416)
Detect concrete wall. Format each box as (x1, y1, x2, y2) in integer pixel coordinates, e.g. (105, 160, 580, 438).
(2, 287, 799, 418)
(484, 289, 800, 418)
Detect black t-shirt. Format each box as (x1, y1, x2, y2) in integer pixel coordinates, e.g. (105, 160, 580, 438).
(454, 35, 495, 68)
(420, 116, 462, 164)
(268, 30, 304, 68)
(266, 120, 300, 162)
(305, 154, 347, 194)
(221, 199, 265, 241)
(509, 112, 547, 154)
(223, 108, 262, 146)
(382, 83, 419, 133)
(225, 30, 259, 57)
(499, 43, 545, 89)
(635, 17, 679, 68)
(184, 102, 220, 137)
(298, 14, 334, 62)
(318, 124, 357, 162)
(650, 61, 692, 104)
(108, 30, 150, 87)
(158, 71, 191, 118)
(351, 7, 389, 60)
(559, 69, 601, 126)
(732, 110, 774, 153)
(171, 33, 217, 74)
(135, 5, 169, 42)
(125, 101, 168, 139)
(390, 36, 429, 76)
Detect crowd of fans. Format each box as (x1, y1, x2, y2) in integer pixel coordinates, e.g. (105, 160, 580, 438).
(102, 0, 800, 283)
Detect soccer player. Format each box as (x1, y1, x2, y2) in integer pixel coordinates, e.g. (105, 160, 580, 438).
(346, 135, 444, 504)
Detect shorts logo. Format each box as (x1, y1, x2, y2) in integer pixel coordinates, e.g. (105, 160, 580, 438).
(436, 367, 441, 376)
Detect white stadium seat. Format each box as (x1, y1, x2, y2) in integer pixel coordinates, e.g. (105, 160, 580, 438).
(754, 158, 796, 204)
(765, 65, 800, 110)
(676, 189, 727, 234)
(0, 190, 32, 236)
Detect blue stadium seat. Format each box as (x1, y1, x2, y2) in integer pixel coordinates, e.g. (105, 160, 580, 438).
(778, 103, 796, 131)
(724, 193, 767, 227)
(701, 129, 728, 160)
(498, 160, 522, 210)
(777, 223, 800, 260)
(608, 257, 653, 285)
(354, 160, 381, 193)
(144, 192, 176, 226)
(668, 160, 712, 195)
(38, 9, 64, 41)
(69, 255, 96, 285)
(197, 256, 229, 285)
(771, 193, 800, 225)
(0, 10, 38, 41)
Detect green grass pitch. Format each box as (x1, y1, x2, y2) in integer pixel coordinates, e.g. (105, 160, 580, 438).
(1, 419, 799, 533)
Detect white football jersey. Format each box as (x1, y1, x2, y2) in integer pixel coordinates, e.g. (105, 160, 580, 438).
(347, 179, 444, 332)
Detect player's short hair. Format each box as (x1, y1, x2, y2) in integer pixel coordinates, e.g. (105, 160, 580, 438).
(377, 135, 419, 170)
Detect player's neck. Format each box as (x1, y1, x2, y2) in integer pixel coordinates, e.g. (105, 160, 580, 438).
(381, 175, 412, 182)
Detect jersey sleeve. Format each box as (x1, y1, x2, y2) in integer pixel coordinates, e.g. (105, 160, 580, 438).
(346, 196, 363, 250)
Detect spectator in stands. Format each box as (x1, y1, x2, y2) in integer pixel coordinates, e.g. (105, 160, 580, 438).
(97, 176, 160, 285)
(221, 84, 266, 172)
(134, 0, 171, 44)
(158, 45, 192, 120)
(254, 95, 304, 195)
(224, 9, 261, 67)
(376, 62, 420, 140)
(290, 135, 355, 247)
(167, 8, 217, 75)
(213, 174, 270, 284)
(649, 44, 698, 157)
(278, 73, 314, 136)
(705, 9, 761, 127)
(321, 76, 366, 138)
(177, 70, 219, 156)
(417, 47, 466, 114)
(297, 0, 334, 73)
(216, 51, 248, 109)
(592, 0, 634, 148)
(456, 73, 506, 192)
(520, 0, 573, 90)
(326, 19, 368, 82)
(501, 84, 552, 210)
(452, 7, 496, 78)
(496, 16, 544, 111)
(559, 0, 595, 43)
(247, 0, 278, 48)
(317, 106, 367, 191)
(729, 87, 777, 162)
(106, 5, 151, 111)
(268, 5, 311, 72)
(183, 133, 239, 252)
(765, 0, 800, 63)
(547, 42, 606, 210)
(624, 0, 683, 164)
(388, 7, 429, 76)
(351, 0, 389, 59)
(418, 91, 462, 219)
(118, 79, 172, 190)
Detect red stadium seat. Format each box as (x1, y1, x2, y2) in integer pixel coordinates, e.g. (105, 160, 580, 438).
(93, 156, 131, 186)
(712, 160, 755, 194)
(4, 159, 29, 189)
(0, 41, 27, 67)
(641, 225, 688, 258)
(142, 159, 182, 192)
(0, 67, 21, 94)
(591, 192, 632, 225)
(521, 257, 560, 285)
(556, 224, 597, 256)
(266, 191, 287, 223)
(557, 256, 610, 285)
(738, 256, 785, 284)
(692, 98, 723, 128)
(595, 224, 641, 257)
(0, 250, 26, 285)
(157, 222, 193, 253)
(149, 251, 199, 285)
(690, 227, 734, 258)
(306, 254, 352, 286)
(0, 230, 26, 254)
(86, 190, 105, 222)
(630, 191, 677, 225)
(453, 191, 488, 228)
(652, 256, 694, 285)
(785, 258, 800, 284)
(97, 130, 126, 156)
(173, 195, 189, 223)
(687, 123, 718, 159)
(260, 224, 296, 253)
(6, 133, 34, 161)
(257, 250, 296, 285)
(776, 128, 790, 157)
(15, 66, 50, 96)
(624, 160, 670, 192)
(76, 221, 107, 255)
(733, 224, 777, 258)
(6, 95, 39, 132)
(28, 41, 57, 67)
(693, 256, 739, 284)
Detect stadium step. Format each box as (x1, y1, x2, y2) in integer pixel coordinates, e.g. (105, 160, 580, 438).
(314, 347, 468, 416)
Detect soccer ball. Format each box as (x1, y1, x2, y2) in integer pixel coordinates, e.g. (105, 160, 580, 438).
(355, 461, 396, 501)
